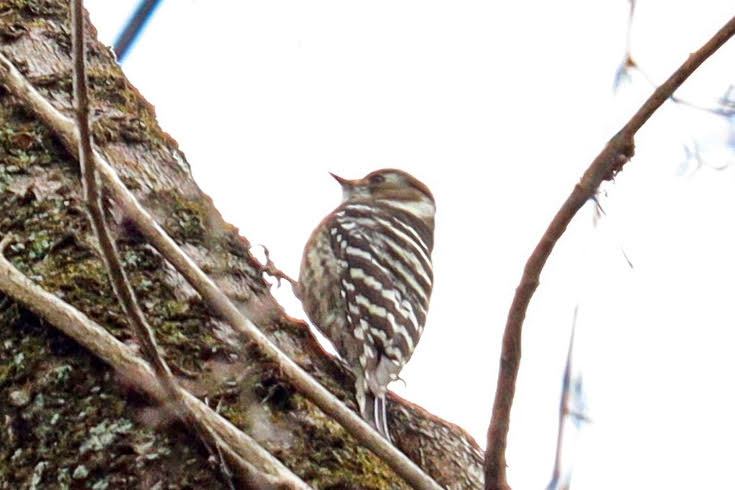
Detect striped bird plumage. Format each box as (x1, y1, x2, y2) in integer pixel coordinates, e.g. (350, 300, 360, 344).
(298, 169, 435, 440)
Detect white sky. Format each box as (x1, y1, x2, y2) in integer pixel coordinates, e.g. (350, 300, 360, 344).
(85, 2, 735, 488)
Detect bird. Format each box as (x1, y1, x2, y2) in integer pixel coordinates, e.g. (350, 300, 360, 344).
(297, 168, 435, 440)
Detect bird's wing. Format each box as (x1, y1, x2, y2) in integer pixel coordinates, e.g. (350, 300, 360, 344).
(331, 206, 426, 372)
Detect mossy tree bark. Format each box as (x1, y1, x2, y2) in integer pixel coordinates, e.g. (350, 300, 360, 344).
(0, 2, 483, 488)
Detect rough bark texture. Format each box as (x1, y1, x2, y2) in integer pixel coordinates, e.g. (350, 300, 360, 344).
(0, 2, 483, 489)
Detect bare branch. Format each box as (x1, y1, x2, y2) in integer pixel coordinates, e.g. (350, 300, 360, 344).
(0, 41, 442, 490)
(485, 15, 735, 490)
(0, 234, 308, 489)
(72, 0, 168, 386)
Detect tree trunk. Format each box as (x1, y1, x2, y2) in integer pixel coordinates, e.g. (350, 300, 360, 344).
(0, 2, 483, 488)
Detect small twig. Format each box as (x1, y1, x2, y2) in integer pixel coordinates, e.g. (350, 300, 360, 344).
(612, 0, 636, 91)
(619, 2, 735, 118)
(629, 61, 735, 117)
(0, 234, 308, 489)
(547, 308, 584, 490)
(0, 34, 442, 490)
(215, 439, 237, 490)
(625, 0, 636, 60)
(73, 0, 175, 425)
(485, 15, 735, 490)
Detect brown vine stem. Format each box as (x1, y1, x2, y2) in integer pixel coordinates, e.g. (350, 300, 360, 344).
(70, 3, 295, 488)
(485, 14, 735, 490)
(72, 0, 174, 425)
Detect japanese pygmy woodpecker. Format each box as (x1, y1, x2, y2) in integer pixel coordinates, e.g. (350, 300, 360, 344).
(298, 169, 435, 440)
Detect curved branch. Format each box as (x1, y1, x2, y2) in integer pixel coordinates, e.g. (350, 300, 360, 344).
(485, 14, 735, 490)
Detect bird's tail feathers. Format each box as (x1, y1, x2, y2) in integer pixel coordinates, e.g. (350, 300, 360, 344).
(361, 391, 391, 442)
(357, 373, 392, 442)
(374, 394, 391, 442)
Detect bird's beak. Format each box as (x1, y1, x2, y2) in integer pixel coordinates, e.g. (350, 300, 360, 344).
(329, 172, 355, 188)
(330, 172, 360, 202)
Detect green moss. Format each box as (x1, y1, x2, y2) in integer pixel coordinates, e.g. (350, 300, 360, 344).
(282, 407, 410, 489)
(5, 0, 66, 19)
(0, 300, 231, 489)
(85, 64, 176, 148)
(159, 192, 209, 245)
(0, 119, 61, 169)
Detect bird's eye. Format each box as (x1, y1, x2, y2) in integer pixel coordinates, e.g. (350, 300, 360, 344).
(369, 174, 386, 184)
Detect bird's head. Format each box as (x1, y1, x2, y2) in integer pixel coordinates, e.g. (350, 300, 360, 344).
(330, 169, 435, 226)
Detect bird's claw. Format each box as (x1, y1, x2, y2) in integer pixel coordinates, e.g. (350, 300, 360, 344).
(254, 244, 298, 289)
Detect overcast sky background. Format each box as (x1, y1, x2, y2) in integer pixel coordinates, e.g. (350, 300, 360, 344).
(84, 2, 735, 488)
